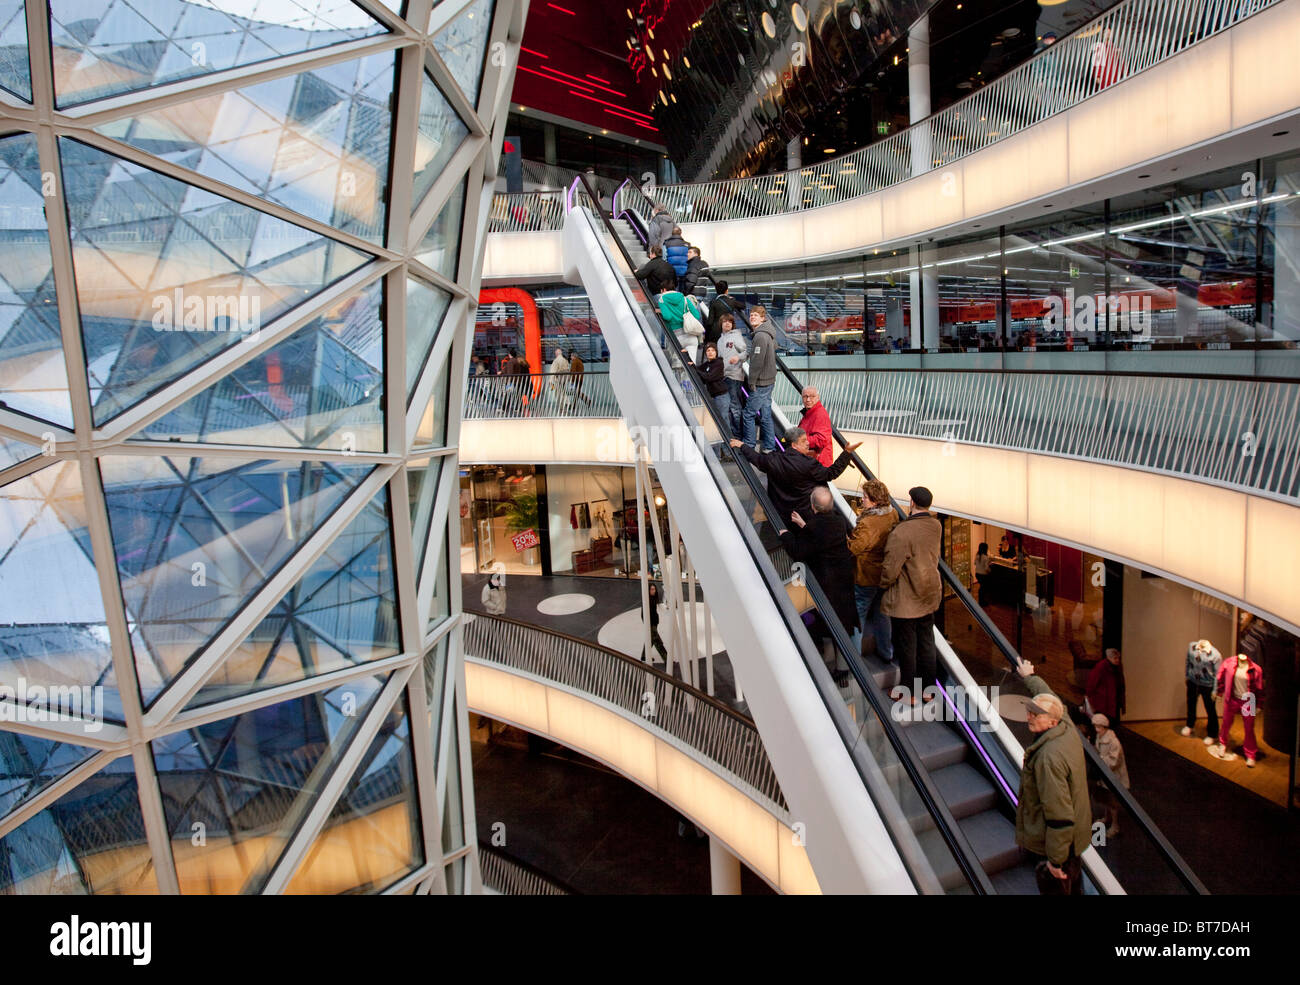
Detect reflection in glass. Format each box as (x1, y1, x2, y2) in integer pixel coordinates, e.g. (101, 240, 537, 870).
(134, 277, 385, 451)
(423, 634, 449, 766)
(1262, 153, 1300, 371)
(405, 276, 452, 397)
(0, 461, 123, 723)
(0, 756, 156, 894)
(1003, 206, 1106, 352)
(100, 455, 372, 705)
(0, 134, 72, 426)
(59, 138, 371, 424)
(440, 697, 463, 854)
(153, 674, 386, 894)
(49, 0, 388, 107)
(96, 51, 397, 244)
(284, 695, 422, 893)
(408, 455, 444, 576)
(411, 70, 469, 211)
(414, 347, 451, 446)
(433, 0, 494, 104)
(425, 543, 450, 638)
(0, 732, 97, 820)
(0, 435, 42, 473)
(413, 178, 466, 281)
(185, 487, 399, 708)
(0, 0, 28, 101)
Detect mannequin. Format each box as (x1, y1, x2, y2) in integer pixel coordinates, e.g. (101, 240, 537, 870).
(1182, 639, 1221, 744)
(481, 571, 507, 615)
(1212, 652, 1264, 767)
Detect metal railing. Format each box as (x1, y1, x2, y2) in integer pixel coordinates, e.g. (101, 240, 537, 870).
(774, 368, 1300, 504)
(478, 844, 574, 895)
(462, 371, 620, 419)
(486, 190, 565, 233)
(463, 612, 787, 812)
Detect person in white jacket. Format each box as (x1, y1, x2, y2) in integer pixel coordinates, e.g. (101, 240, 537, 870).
(481, 572, 506, 615)
(1091, 712, 1129, 838)
(549, 347, 570, 411)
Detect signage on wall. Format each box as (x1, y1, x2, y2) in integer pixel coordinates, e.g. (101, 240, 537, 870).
(511, 529, 540, 552)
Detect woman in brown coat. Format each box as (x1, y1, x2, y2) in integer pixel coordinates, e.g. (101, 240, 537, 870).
(848, 479, 898, 661)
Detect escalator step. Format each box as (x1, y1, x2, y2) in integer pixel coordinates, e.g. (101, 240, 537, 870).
(903, 721, 968, 771)
(861, 652, 899, 690)
(957, 810, 1025, 877)
(931, 762, 998, 819)
(990, 861, 1042, 896)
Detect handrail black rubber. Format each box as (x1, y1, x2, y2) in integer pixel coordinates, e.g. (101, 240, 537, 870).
(774, 356, 1210, 895)
(574, 175, 994, 894)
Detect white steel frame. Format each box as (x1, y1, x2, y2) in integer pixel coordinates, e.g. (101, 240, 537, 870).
(0, 0, 528, 895)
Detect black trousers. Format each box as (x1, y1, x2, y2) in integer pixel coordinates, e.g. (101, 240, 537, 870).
(1185, 681, 1219, 738)
(891, 611, 938, 693)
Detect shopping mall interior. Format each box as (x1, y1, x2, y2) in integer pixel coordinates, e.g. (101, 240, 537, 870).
(0, 0, 1297, 898)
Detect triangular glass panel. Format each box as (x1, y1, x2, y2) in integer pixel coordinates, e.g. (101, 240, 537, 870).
(0, 756, 156, 894)
(94, 51, 397, 245)
(49, 0, 389, 108)
(132, 277, 384, 452)
(0, 732, 98, 822)
(405, 275, 451, 397)
(99, 454, 372, 706)
(184, 486, 399, 709)
(413, 177, 466, 282)
(0, 134, 72, 428)
(423, 633, 449, 762)
(284, 693, 421, 893)
(0, 0, 31, 102)
(152, 673, 388, 894)
(0, 434, 45, 474)
(424, 539, 450, 637)
(411, 70, 469, 213)
(413, 343, 452, 447)
(408, 454, 444, 576)
(433, 0, 494, 106)
(58, 138, 372, 425)
(0, 460, 124, 724)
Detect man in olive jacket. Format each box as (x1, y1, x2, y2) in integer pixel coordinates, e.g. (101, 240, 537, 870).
(879, 485, 942, 701)
(1014, 657, 1093, 894)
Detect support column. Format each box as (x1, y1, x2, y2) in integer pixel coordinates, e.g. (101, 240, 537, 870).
(787, 137, 802, 209)
(543, 122, 557, 166)
(709, 836, 742, 895)
(908, 14, 932, 178)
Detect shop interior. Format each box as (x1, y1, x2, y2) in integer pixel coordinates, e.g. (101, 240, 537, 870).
(940, 518, 1298, 810)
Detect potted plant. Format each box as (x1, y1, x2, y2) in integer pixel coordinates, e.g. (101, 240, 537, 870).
(499, 492, 540, 566)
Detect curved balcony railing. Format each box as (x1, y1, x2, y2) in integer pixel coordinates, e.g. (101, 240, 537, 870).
(463, 370, 620, 419)
(463, 612, 788, 813)
(479, 844, 575, 895)
(488, 0, 1278, 234)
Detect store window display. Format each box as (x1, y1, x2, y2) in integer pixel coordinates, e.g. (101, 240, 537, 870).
(1182, 639, 1222, 745)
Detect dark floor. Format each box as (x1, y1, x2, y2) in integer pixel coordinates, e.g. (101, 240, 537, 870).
(471, 719, 775, 894)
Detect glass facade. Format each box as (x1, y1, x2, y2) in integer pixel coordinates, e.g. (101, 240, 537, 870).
(0, 0, 519, 895)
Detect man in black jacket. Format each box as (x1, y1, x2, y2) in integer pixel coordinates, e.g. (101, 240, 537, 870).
(785, 486, 858, 636)
(634, 246, 676, 296)
(729, 427, 860, 527)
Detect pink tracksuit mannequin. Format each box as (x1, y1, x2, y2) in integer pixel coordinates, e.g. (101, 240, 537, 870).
(1215, 654, 1263, 764)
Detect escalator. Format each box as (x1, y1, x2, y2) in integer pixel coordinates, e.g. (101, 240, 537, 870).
(565, 176, 1206, 895)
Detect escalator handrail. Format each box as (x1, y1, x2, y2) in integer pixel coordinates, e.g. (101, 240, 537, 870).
(772, 356, 1210, 896)
(572, 175, 994, 894)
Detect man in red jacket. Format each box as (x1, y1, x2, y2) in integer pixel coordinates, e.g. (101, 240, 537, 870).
(1086, 647, 1126, 726)
(798, 385, 834, 467)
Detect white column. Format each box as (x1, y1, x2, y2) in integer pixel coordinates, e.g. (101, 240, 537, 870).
(709, 836, 743, 895)
(908, 14, 932, 178)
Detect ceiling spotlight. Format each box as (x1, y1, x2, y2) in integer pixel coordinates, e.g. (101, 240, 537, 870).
(792, 3, 808, 31)
(762, 11, 776, 37)
(850, 10, 862, 30)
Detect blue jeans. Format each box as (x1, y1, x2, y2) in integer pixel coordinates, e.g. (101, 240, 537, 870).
(711, 391, 731, 431)
(725, 378, 746, 437)
(855, 584, 892, 662)
(743, 382, 775, 451)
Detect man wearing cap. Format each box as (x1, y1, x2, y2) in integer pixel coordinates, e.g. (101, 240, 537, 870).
(1014, 657, 1093, 894)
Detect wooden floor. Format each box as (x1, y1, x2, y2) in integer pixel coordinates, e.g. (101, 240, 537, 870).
(1126, 716, 1293, 808)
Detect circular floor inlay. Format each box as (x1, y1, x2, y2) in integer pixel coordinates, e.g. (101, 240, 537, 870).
(536, 593, 596, 616)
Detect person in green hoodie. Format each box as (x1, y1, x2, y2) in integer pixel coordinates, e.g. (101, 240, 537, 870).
(1013, 657, 1093, 894)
